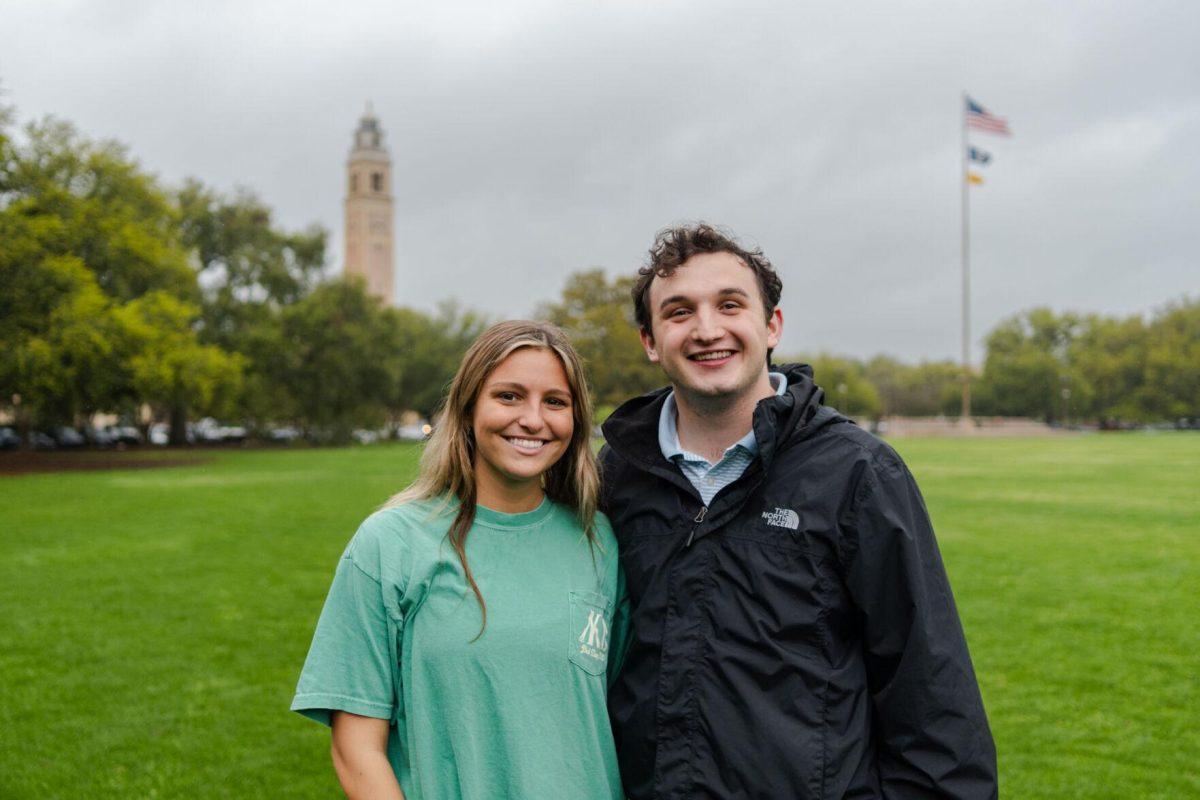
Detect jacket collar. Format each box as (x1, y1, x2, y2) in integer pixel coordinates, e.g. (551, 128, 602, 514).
(602, 363, 830, 477)
(658, 372, 789, 463)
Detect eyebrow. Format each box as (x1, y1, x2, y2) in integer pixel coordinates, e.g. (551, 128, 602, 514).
(657, 287, 751, 311)
(488, 381, 571, 396)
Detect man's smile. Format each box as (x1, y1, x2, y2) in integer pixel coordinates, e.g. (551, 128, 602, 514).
(689, 350, 736, 362)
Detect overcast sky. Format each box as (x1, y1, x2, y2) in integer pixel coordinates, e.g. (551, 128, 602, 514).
(2, 0, 1197, 362)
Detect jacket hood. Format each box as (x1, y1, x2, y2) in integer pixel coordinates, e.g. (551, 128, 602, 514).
(601, 363, 841, 472)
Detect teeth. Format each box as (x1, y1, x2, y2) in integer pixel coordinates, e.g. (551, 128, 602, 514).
(692, 351, 734, 361)
(507, 437, 545, 449)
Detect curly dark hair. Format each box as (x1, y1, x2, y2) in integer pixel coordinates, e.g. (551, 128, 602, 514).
(632, 223, 783, 334)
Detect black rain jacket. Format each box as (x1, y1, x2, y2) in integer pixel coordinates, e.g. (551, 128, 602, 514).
(600, 364, 997, 800)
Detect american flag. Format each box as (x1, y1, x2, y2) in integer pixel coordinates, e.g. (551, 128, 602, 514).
(966, 96, 1011, 136)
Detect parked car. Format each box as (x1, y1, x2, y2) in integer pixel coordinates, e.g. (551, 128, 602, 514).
(108, 425, 144, 445)
(83, 426, 119, 448)
(396, 422, 432, 442)
(148, 423, 170, 446)
(0, 427, 20, 450)
(31, 431, 58, 450)
(145, 423, 195, 445)
(268, 426, 301, 443)
(191, 419, 222, 443)
(52, 427, 87, 448)
(352, 428, 382, 445)
(193, 419, 234, 443)
(190, 418, 246, 443)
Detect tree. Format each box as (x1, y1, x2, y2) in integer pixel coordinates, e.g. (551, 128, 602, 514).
(538, 269, 662, 411)
(177, 179, 326, 345)
(112, 292, 244, 443)
(866, 356, 963, 417)
(0, 242, 119, 433)
(0, 112, 217, 440)
(3, 118, 195, 303)
(392, 301, 490, 419)
(1141, 298, 1200, 423)
(174, 179, 329, 427)
(1067, 314, 1146, 424)
(271, 280, 404, 442)
(976, 308, 1081, 423)
(786, 353, 881, 419)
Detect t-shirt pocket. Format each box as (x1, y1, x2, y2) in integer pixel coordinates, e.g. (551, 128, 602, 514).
(568, 590, 611, 675)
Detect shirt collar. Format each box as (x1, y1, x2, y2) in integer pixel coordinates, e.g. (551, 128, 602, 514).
(658, 372, 787, 463)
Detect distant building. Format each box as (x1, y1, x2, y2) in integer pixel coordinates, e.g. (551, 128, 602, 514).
(344, 104, 395, 303)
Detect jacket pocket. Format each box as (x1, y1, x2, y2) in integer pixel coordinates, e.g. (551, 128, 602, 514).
(568, 590, 611, 675)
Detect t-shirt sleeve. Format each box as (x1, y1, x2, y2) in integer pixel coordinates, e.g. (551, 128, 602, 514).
(291, 542, 403, 727)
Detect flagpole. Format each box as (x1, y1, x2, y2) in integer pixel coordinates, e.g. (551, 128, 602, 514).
(960, 91, 972, 422)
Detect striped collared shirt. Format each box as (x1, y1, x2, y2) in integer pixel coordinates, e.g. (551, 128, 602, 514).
(657, 373, 787, 506)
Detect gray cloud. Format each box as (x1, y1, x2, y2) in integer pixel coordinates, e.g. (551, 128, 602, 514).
(3, 0, 1196, 361)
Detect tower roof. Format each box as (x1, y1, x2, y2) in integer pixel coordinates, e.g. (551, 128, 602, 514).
(350, 102, 389, 158)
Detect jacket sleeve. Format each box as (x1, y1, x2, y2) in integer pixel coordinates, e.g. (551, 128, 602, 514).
(842, 453, 998, 799)
(597, 443, 617, 516)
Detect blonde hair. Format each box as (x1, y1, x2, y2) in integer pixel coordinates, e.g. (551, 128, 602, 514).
(384, 320, 600, 635)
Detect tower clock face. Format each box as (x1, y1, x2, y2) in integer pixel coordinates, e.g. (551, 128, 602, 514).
(369, 214, 389, 235)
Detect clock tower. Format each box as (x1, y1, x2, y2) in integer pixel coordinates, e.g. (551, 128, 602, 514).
(344, 104, 394, 303)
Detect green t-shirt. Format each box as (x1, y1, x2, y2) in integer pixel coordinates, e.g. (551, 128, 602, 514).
(292, 497, 628, 800)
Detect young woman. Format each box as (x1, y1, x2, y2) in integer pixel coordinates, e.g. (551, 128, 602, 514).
(291, 320, 627, 800)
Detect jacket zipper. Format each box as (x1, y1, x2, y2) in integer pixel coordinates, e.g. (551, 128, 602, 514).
(685, 506, 708, 547)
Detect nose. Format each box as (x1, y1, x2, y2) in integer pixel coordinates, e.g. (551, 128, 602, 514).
(517, 401, 546, 432)
(690, 307, 725, 342)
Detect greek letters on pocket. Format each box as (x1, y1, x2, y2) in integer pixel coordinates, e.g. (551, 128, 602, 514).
(568, 591, 611, 675)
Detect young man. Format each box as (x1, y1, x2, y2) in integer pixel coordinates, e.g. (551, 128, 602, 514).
(600, 224, 997, 799)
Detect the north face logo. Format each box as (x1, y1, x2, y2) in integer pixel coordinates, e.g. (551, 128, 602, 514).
(761, 507, 800, 530)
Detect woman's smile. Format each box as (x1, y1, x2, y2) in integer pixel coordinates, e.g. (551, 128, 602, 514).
(504, 436, 549, 452)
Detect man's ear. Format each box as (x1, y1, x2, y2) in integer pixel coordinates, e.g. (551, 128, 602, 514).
(766, 308, 783, 350)
(639, 327, 660, 363)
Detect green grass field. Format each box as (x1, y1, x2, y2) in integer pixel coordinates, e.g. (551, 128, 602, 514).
(1, 435, 1196, 798)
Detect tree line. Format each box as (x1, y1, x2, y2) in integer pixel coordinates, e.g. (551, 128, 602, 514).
(540, 271, 1198, 428)
(2, 108, 1196, 446)
(1, 110, 487, 444)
